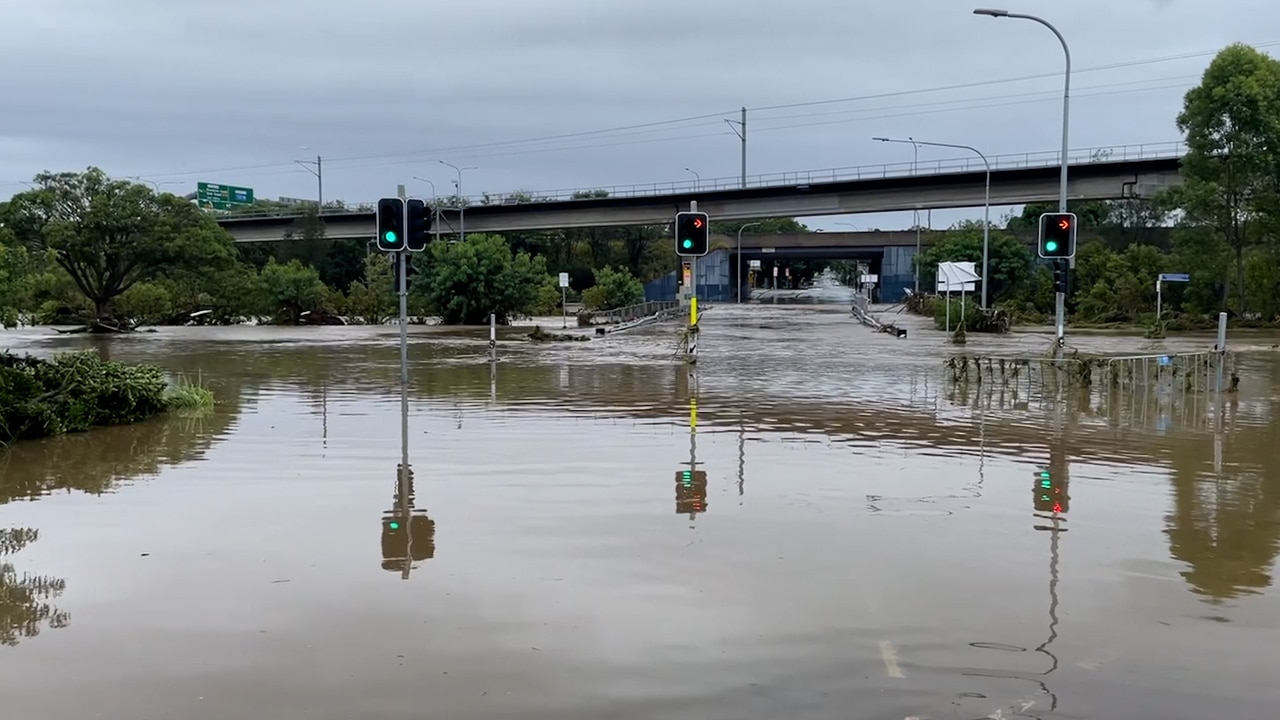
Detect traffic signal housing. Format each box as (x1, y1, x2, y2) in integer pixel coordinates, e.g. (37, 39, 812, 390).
(377, 197, 406, 251)
(405, 198, 430, 252)
(675, 469, 708, 515)
(1033, 470, 1069, 514)
(1052, 262, 1069, 294)
(381, 512, 437, 571)
(1038, 212, 1077, 259)
(675, 211, 710, 257)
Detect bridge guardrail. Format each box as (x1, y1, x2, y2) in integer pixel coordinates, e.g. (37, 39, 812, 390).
(214, 141, 1187, 221)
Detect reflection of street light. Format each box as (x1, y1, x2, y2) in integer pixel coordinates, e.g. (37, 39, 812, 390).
(684, 167, 700, 190)
(736, 222, 760, 304)
(875, 137, 991, 308)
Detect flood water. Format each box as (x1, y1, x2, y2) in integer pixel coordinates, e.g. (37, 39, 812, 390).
(3, 305, 1280, 719)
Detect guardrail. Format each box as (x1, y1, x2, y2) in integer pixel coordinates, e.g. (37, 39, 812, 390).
(214, 141, 1187, 221)
(597, 300, 680, 324)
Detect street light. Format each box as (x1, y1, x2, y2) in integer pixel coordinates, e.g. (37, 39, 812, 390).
(874, 137, 992, 309)
(835, 221, 859, 231)
(130, 177, 182, 193)
(437, 161, 476, 241)
(736, 222, 760, 304)
(684, 167, 700, 190)
(872, 136, 923, 292)
(411, 176, 439, 240)
(974, 7, 1072, 344)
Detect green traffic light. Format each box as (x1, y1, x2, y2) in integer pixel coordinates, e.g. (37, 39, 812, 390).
(389, 521, 400, 529)
(1044, 240, 1058, 252)
(682, 239, 692, 248)
(384, 231, 398, 243)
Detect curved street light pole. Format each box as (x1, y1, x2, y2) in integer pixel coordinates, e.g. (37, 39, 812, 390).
(873, 137, 923, 292)
(736, 222, 761, 304)
(438, 161, 475, 241)
(684, 167, 700, 191)
(875, 137, 991, 308)
(974, 7, 1071, 346)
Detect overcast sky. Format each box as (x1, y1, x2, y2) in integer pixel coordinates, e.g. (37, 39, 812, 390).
(0, 0, 1273, 229)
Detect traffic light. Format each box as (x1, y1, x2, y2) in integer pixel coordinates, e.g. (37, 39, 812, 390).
(675, 469, 708, 515)
(1038, 212, 1077, 259)
(675, 211, 710, 257)
(1052, 261, 1069, 294)
(405, 198, 430, 252)
(1033, 470, 1069, 514)
(376, 197, 406, 252)
(381, 512, 437, 571)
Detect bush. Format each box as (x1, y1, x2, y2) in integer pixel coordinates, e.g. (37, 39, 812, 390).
(581, 265, 643, 311)
(0, 351, 171, 444)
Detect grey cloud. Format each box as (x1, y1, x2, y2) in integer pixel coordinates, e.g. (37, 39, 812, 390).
(0, 0, 1270, 212)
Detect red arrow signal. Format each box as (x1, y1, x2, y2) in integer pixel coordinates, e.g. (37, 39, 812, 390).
(1057, 218, 1070, 230)
(693, 218, 703, 228)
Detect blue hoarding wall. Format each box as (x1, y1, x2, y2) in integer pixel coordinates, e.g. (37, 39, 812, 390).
(644, 249, 733, 301)
(880, 245, 917, 303)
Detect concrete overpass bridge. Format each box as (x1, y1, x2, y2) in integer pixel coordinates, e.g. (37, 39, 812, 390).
(217, 141, 1184, 243)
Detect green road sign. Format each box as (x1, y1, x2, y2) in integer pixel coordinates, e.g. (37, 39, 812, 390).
(197, 182, 254, 210)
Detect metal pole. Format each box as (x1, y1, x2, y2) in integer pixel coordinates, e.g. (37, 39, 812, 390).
(439, 161, 467, 241)
(489, 313, 497, 362)
(398, 251, 408, 389)
(912, 141, 920, 293)
(316, 155, 323, 211)
(974, 9, 1071, 342)
(1215, 311, 1227, 392)
(736, 222, 760, 304)
(740, 106, 747, 189)
(685, 168, 700, 191)
(561, 286, 567, 328)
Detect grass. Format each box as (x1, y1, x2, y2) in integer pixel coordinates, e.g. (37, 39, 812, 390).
(163, 373, 216, 411)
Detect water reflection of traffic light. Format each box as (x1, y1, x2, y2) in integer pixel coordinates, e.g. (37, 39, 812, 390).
(381, 369, 436, 578)
(675, 368, 708, 521)
(675, 469, 708, 516)
(1033, 445, 1070, 520)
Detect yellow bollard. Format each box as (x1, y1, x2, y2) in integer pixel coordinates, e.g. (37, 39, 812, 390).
(690, 297, 698, 326)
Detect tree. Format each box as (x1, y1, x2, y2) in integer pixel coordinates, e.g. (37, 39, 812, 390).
(2, 168, 237, 327)
(916, 220, 1035, 302)
(1173, 43, 1280, 314)
(582, 265, 644, 311)
(414, 234, 549, 324)
(258, 258, 328, 324)
(343, 253, 397, 324)
(0, 235, 41, 328)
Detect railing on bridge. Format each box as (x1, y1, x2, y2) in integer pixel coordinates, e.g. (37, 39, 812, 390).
(215, 141, 1187, 221)
(596, 300, 680, 324)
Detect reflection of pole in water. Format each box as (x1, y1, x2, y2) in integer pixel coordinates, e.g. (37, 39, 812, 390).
(382, 368, 436, 578)
(737, 423, 745, 498)
(675, 369, 707, 521)
(1030, 442, 1068, 713)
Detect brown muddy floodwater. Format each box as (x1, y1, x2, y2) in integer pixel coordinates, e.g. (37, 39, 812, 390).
(2, 304, 1280, 719)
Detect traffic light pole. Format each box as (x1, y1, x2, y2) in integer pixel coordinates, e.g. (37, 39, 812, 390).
(398, 250, 409, 388)
(687, 201, 699, 365)
(1054, 262, 1066, 353)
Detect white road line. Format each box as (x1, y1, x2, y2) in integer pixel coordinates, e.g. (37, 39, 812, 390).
(879, 640, 904, 678)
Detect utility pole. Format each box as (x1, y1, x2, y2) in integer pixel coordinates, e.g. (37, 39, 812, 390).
(296, 155, 323, 211)
(725, 107, 747, 188)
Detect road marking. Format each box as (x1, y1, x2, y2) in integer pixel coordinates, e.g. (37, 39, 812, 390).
(879, 640, 904, 678)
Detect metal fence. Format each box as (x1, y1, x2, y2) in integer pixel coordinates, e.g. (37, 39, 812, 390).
(215, 140, 1187, 220)
(597, 300, 680, 324)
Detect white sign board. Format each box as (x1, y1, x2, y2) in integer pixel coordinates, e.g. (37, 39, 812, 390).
(936, 261, 980, 293)
(558, 272, 570, 288)
(861, 274, 879, 285)
(748, 260, 761, 269)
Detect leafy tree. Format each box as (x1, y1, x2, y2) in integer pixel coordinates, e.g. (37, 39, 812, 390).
(2, 168, 237, 325)
(413, 234, 549, 324)
(0, 237, 41, 328)
(915, 220, 1035, 302)
(712, 217, 809, 235)
(258, 258, 328, 324)
(1172, 42, 1280, 314)
(582, 265, 644, 311)
(343, 253, 397, 324)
